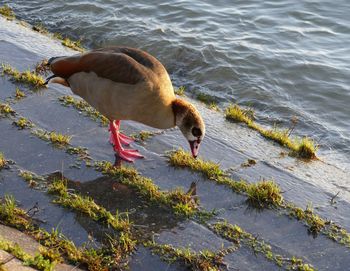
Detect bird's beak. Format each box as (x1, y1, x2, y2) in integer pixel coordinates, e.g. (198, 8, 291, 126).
(189, 140, 201, 158)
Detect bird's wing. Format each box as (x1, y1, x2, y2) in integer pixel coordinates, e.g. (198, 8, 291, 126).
(50, 51, 150, 85)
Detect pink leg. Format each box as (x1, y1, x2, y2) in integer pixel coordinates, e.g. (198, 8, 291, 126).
(109, 120, 134, 146)
(109, 120, 143, 162)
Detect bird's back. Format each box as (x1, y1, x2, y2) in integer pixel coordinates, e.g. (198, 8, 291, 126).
(49, 47, 176, 128)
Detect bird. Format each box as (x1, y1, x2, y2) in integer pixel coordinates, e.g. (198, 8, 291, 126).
(46, 46, 205, 162)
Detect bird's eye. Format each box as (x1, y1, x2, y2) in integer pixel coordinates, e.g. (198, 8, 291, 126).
(192, 127, 202, 137)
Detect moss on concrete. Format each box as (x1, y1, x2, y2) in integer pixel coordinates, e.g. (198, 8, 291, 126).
(225, 104, 317, 159)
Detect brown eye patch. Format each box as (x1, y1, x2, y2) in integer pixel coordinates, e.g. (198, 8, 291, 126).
(192, 127, 202, 137)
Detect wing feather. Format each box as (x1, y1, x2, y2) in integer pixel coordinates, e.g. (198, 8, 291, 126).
(50, 50, 149, 85)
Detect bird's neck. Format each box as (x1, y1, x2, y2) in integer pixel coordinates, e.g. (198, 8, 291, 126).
(172, 98, 191, 126)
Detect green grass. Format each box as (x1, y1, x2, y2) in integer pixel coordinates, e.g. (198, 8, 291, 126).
(15, 87, 26, 100)
(225, 104, 317, 159)
(0, 239, 55, 271)
(0, 103, 15, 116)
(212, 221, 315, 270)
(288, 203, 326, 235)
(246, 180, 283, 208)
(0, 195, 31, 230)
(1, 63, 46, 89)
(174, 86, 185, 96)
(0, 5, 15, 20)
(58, 95, 109, 126)
(131, 130, 157, 142)
(33, 129, 72, 147)
(47, 178, 137, 266)
(94, 160, 200, 217)
(53, 33, 85, 52)
(61, 37, 84, 52)
(48, 178, 132, 233)
(168, 149, 224, 180)
(13, 117, 33, 130)
(49, 132, 72, 146)
(169, 149, 276, 197)
(0, 152, 6, 170)
(144, 241, 233, 271)
(0, 194, 133, 270)
(168, 149, 350, 247)
(197, 93, 219, 111)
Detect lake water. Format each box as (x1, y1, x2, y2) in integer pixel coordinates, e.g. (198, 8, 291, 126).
(3, 0, 350, 169)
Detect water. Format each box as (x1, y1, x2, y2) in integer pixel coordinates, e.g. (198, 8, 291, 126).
(3, 0, 350, 169)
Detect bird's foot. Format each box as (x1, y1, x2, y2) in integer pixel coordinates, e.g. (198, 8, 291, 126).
(109, 131, 134, 146)
(115, 147, 144, 163)
(119, 132, 135, 145)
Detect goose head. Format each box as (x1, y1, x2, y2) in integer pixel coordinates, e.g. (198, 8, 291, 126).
(172, 99, 205, 158)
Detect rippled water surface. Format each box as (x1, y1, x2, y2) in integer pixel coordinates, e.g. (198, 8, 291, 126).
(3, 0, 350, 168)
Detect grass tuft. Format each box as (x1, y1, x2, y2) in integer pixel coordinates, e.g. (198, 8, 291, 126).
(168, 149, 224, 180)
(225, 104, 255, 125)
(53, 33, 85, 52)
(0, 195, 31, 230)
(13, 117, 33, 130)
(0, 152, 6, 169)
(0, 103, 15, 116)
(225, 104, 317, 159)
(174, 86, 185, 96)
(33, 129, 72, 147)
(0, 5, 15, 20)
(49, 132, 72, 146)
(1, 63, 46, 89)
(197, 93, 219, 111)
(246, 180, 283, 208)
(15, 87, 26, 100)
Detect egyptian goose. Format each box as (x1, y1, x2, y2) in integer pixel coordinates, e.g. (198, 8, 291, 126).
(46, 46, 205, 162)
